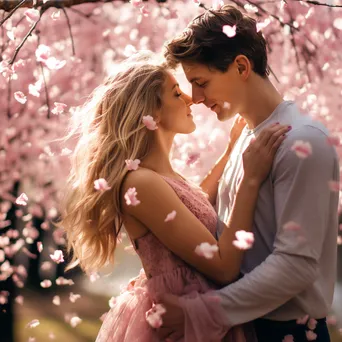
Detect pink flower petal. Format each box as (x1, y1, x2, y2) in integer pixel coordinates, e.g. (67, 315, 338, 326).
(195, 242, 218, 259)
(328, 180, 341, 192)
(124, 188, 141, 206)
(282, 335, 294, 342)
(40, 279, 52, 288)
(109, 296, 116, 308)
(125, 159, 141, 171)
(14, 92, 27, 104)
(140, 5, 150, 16)
(256, 18, 271, 32)
(186, 152, 200, 166)
(327, 135, 340, 147)
(15, 295, 24, 305)
(52, 295, 61, 306)
(89, 272, 100, 283)
(25, 9, 40, 23)
(37, 241, 43, 253)
(49, 250, 64, 264)
(333, 18, 342, 30)
(291, 140, 312, 159)
(165, 210, 177, 222)
(142, 115, 158, 130)
(70, 316, 82, 328)
(51, 10, 61, 20)
(223, 25, 236, 38)
(26, 319, 40, 328)
(306, 330, 317, 341)
(56, 276, 74, 286)
(28, 84, 40, 97)
(15, 193, 28, 206)
(36, 44, 51, 62)
(69, 292, 81, 303)
(233, 230, 254, 250)
(52, 102, 67, 115)
(130, 0, 143, 7)
(307, 318, 317, 330)
(283, 221, 301, 231)
(94, 178, 111, 191)
(212, 0, 224, 10)
(145, 304, 166, 328)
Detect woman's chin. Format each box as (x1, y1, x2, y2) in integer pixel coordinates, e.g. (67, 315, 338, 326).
(178, 122, 196, 134)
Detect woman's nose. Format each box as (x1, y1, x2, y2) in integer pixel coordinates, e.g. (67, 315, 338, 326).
(182, 92, 193, 106)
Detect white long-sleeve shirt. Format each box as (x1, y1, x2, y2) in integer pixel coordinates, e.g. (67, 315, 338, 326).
(213, 101, 339, 325)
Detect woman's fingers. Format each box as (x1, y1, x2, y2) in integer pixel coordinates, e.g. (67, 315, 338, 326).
(265, 125, 291, 150)
(257, 124, 289, 146)
(269, 132, 287, 157)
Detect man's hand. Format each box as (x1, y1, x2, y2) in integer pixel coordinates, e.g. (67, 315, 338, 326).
(156, 293, 185, 341)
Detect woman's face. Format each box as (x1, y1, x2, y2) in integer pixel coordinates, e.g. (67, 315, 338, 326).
(157, 72, 195, 134)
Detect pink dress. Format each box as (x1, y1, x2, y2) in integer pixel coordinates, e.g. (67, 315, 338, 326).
(95, 176, 248, 342)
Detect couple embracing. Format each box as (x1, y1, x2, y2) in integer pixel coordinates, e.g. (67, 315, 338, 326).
(59, 5, 339, 342)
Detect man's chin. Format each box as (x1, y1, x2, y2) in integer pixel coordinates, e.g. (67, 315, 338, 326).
(216, 110, 236, 122)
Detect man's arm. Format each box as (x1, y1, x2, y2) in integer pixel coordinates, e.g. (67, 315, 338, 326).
(180, 126, 339, 335)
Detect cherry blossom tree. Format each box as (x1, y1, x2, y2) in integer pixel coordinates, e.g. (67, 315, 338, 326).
(0, 0, 342, 341)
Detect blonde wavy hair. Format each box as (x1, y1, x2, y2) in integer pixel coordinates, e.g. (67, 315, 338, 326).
(57, 55, 167, 274)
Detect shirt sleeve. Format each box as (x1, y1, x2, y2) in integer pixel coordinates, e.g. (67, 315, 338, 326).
(180, 125, 339, 333)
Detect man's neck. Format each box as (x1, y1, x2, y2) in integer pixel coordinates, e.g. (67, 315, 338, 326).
(241, 77, 284, 130)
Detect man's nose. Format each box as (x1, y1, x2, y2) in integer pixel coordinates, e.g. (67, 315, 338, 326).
(192, 87, 205, 104)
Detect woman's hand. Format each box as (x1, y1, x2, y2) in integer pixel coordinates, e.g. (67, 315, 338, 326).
(229, 115, 247, 148)
(242, 124, 291, 185)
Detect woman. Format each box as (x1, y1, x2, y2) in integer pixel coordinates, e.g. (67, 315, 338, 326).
(58, 54, 289, 341)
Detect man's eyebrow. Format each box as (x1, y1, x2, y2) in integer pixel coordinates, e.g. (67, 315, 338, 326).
(172, 83, 179, 89)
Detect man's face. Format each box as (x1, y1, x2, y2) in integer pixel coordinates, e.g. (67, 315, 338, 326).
(181, 61, 246, 122)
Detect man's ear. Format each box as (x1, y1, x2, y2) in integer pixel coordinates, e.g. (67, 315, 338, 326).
(234, 55, 251, 79)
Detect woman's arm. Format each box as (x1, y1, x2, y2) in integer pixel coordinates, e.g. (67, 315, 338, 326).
(200, 145, 232, 206)
(123, 169, 257, 285)
(200, 115, 246, 206)
(123, 125, 289, 285)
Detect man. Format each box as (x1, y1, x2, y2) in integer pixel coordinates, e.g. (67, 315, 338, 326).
(158, 5, 339, 342)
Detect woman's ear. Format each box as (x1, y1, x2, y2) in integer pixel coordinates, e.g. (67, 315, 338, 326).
(154, 109, 162, 124)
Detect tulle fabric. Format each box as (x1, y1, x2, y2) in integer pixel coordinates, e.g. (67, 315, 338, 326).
(96, 267, 249, 342)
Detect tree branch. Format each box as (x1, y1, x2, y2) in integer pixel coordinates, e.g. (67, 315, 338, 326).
(61, 7, 75, 55)
(294, 0, 342, 8)
(0, 0, 139, 12)
(0, 0, 26, 26)
(8, 8, 45, 64)
(68, 6, 98, 24)
(7, 75, 12, 119)
(37, 32, 51, 119)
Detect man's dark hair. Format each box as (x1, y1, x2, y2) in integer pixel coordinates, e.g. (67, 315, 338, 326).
(164, 5, 269, 77)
